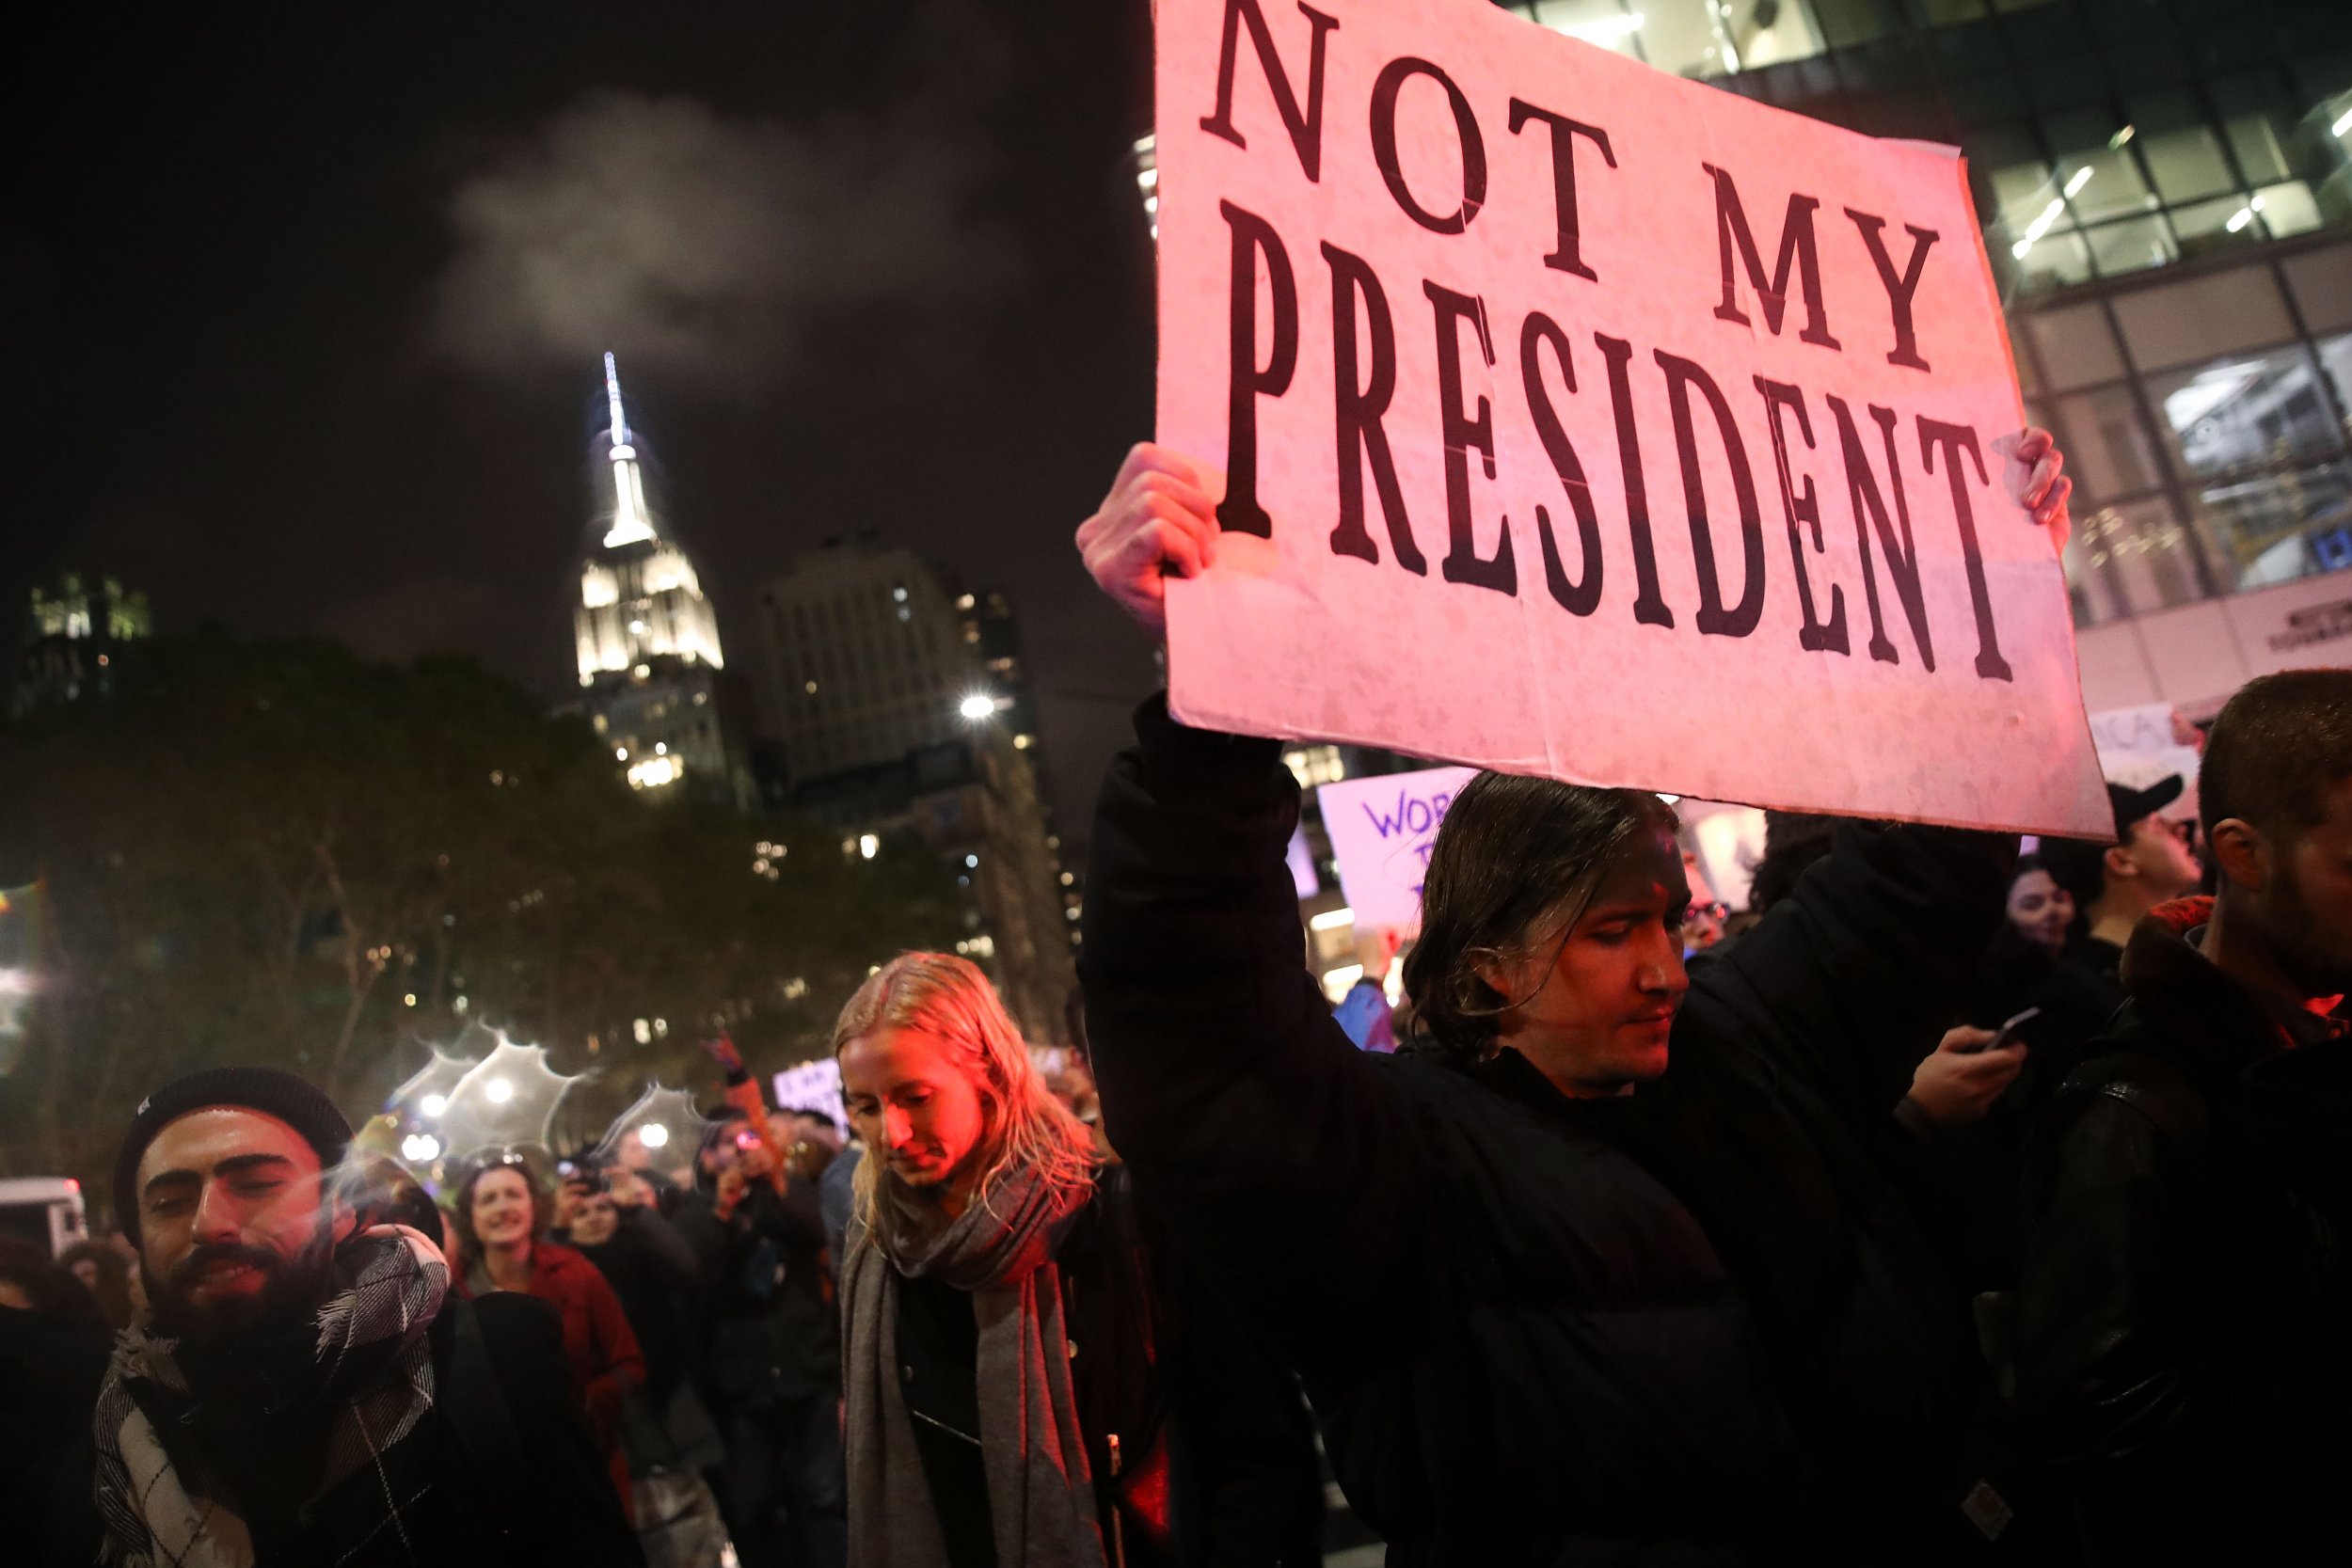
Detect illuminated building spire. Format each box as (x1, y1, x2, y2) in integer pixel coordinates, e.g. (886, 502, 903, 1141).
(605, 351, 628, 448)
(600, 351, 656, 548)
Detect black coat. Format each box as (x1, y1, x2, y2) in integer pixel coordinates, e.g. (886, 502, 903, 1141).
(40, 1291, 642, 1568)
(2013, 896, 2352, 1564)
(1079, 700, 2010, 1564)
(889, 1164, 1324, 1568)
(1, 1298, 112, 1545)
(574, 1206, 702, 1408)
(674, 1175, 839, 1407)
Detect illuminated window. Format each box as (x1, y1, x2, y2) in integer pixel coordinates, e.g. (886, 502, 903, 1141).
(1281, 745, 1347, 789)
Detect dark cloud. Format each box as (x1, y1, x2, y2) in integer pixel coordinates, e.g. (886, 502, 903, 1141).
(328, 577, 516, 665)
(430, 62, 1019, 386)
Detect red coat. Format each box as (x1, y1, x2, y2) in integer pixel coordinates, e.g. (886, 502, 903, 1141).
(463, 1239, 644, 1506)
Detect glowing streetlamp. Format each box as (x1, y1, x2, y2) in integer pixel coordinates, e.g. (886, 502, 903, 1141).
(959, 692, 995, 721)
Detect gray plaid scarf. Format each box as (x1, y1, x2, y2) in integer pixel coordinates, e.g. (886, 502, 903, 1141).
(91, 1227, 449, 1568)
(843, 1160, 1105, 1568)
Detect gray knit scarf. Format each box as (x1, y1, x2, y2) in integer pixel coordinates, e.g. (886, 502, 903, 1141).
(843, 1160, 1104, 1568)
(91, 1227, 449, 1568)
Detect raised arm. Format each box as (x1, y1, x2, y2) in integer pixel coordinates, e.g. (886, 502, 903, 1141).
(1082, 701, 1436, 1323)
(1074, 444, 1434, 1323)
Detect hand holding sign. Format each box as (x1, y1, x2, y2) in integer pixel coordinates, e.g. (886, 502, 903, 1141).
(1076, 444, 1227, 640)
(2011, 427, 2073, 554)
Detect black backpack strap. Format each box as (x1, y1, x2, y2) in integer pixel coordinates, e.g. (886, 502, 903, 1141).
(441, 1297, 533, 1542)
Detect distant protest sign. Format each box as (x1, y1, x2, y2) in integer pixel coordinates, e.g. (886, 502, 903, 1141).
(1318, 763, 1476, 930)
(1155, 0, 2108, 836)
(773, 1058, 847, 1135)
(2088, 703, 2201, 821)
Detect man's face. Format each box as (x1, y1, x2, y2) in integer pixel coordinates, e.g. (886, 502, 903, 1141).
(699, 1124, 743, 1179)
(2120, 813, 2203, 904)
(2248, 778, 2352, 998)
(135, 1107, 342, 1338)
(1489, 828, 1692, 1095)
(569, 1192, 618, 1246)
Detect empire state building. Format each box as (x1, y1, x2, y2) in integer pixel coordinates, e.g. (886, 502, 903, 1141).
(574, 355, 746, 803)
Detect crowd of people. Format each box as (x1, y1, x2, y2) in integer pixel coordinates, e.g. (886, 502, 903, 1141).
(5, 428, 2352, 1567)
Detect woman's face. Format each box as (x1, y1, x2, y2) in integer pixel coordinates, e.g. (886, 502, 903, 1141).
(470, 1167, 536, 1251)
(1486, 827, 1693, 1096)
(839, 1027, 991, 1195)
(2008, 868, 2074, 952)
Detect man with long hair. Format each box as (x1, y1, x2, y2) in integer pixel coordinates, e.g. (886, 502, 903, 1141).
(1073, 436, 2074, 1561)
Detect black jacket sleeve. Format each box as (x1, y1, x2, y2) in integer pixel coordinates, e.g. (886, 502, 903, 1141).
(2013, 1069, 2221, 1468)
(1682, 819, 2015, 1124)
(1079, 696, 1436, 1351)
(1163, 1257, 1327, 1568)
(469, 1291, 646, 1568)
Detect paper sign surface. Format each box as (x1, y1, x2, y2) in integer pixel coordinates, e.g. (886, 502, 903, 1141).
(1156, 0, 2107, 836)
(1317, 764, 1477, 930)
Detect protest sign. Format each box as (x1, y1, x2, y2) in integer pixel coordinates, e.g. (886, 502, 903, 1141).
(1317, 763, 1477, 930)
(2088, 703, 2201, 821)
(773, 1058, 847, 1135)
(1155, 0, 2108, 837)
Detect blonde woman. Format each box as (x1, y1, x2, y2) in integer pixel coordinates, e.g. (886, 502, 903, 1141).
(834, 952, 1321, 1568)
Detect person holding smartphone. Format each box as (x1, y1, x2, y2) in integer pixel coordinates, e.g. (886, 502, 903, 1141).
(674, 1100, 846, 1568)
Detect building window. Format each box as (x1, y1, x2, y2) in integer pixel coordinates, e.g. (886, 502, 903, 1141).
(1282, 745, 1347, 789)
(2147, 344, 2344, 483)
(2191, 461, 2352, 589)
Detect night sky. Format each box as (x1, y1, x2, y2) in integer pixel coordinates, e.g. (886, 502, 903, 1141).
(6, 0, 1164, 844)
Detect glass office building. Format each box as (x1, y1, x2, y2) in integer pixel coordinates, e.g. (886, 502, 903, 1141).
(1503, 0, 2352, 632)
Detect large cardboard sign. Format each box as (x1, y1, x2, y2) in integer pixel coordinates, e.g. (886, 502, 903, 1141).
(1317, 763, 1477, 930)
(1156, 0, 2108, 836)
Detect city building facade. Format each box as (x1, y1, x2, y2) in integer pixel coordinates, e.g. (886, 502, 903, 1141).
(1499, 0, 2352, 706)
(757, 542, 1077, 1041)
(571, 355, 751, 806)
(756, 541, 1001, 783)
(13, 573, 151, 719)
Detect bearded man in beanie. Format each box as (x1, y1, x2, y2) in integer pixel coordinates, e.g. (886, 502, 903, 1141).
(41, 1066, 644, 1568)
(2015, 670, 2352, 1565)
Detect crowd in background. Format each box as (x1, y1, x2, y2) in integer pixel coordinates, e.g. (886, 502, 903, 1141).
(5, 428, 2352, 1566)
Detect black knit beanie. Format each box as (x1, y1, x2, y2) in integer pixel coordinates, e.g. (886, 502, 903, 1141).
(113, 1067, 354, 1243)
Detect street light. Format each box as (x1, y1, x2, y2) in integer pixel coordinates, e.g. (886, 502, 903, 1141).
(958, 692, 995, 721)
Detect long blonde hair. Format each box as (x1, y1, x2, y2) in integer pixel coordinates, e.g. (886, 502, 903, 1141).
(832, 953, 1098, 1237)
